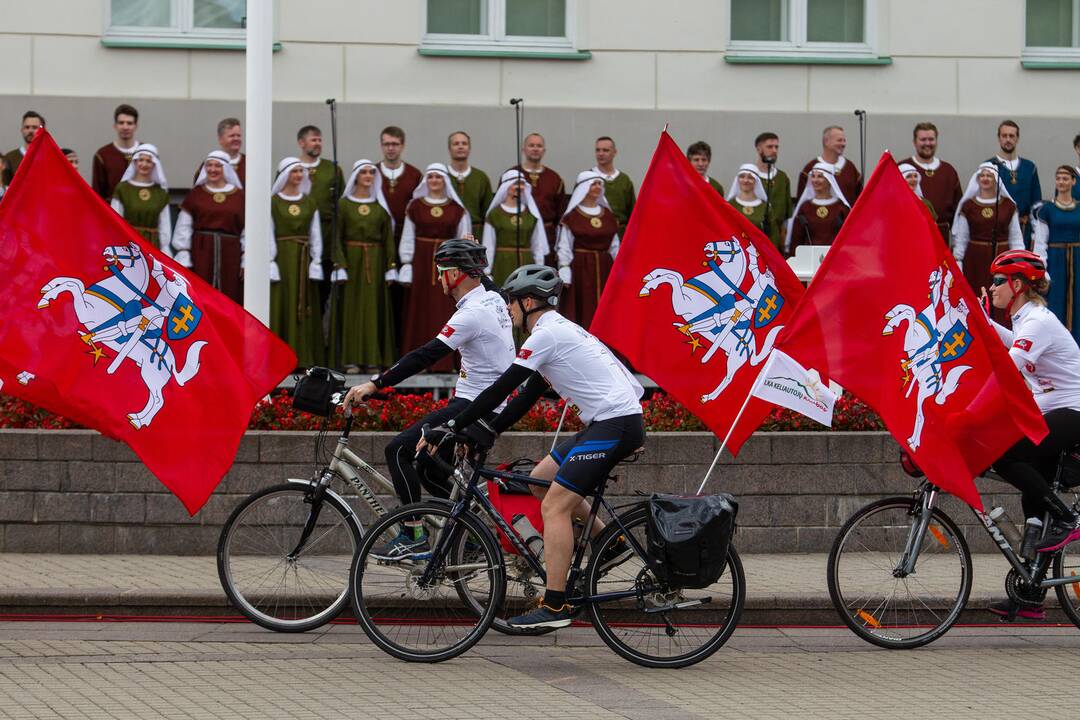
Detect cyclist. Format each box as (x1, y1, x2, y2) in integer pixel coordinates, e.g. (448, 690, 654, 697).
(983, 249, 1080, 619)
(421, 264, 645, 629)
(344, 238, 516, 559)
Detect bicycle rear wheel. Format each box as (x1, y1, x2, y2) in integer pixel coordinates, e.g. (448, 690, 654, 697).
(1053, 541, 1080, 629)
(351, 502, 506, 662)
(586, 505, 745, 668)
(217, 482, 361, 632)
(827, 497, 972, 649)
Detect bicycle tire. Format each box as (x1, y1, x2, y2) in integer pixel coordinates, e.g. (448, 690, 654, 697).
(1052, 541, 1080, 629)
(586, 505, 745, 668)
(217, 482, 362, 632)
(351, 501, 506, 663)
(449, 516, 552, 637)
(827, 496, 972, 649)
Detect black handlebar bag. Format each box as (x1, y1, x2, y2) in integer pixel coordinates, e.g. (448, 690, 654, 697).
(292, 367, 345, 417)
(646, 493, 738, 589)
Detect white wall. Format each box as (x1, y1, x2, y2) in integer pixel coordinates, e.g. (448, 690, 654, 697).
(1, 0, 1076, 116)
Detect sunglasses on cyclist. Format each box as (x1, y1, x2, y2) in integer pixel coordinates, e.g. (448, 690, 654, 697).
(990, 275, 1010, 287)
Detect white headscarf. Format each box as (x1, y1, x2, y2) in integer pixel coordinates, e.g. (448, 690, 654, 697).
(897, 163, 924, 198)
(486, 169, 543, 221)
(562, 170, 612, 218)
(787, 162, 850, 244)
(195, 150, 243, 190)
(120, 143, 168, 189)
(725, 163, 767, 203)
(411, 162, 466, 209)
(343, 159, 393, 230)
(271, 156, 311, 197)
(952, 162, 1017, 230)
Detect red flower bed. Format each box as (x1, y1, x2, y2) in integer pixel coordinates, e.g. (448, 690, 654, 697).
(0, 389, 884, 432)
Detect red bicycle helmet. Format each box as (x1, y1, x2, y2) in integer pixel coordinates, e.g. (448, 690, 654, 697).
(990, 249, 1046, 283)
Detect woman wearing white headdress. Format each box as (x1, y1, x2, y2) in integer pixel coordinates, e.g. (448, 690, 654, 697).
(556, 170, 620, 327)
(897, 162, 939, 223)
(952, 163, 1022, 302)
(787, 162, 850, 256)
(481, 169, 549, 285)
(334, 159, 397, 370)
(172, 149, 245, 303)
(726, 163, 769, 240)
(269, 156, 325, 368)
(110, 144, 172, 256)
(398, 162, 472, 364)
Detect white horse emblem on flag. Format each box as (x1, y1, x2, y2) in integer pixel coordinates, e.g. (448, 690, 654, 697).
(639, 236, 785, 404)
(881, 267, 973, 451)
(37, 242, 207, 429)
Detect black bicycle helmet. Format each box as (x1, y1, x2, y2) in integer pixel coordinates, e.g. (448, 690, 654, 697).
(433, 238, 488, 277)
(502, 264, 563, 306)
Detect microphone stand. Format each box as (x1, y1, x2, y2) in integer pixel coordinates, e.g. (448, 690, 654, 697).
(325, 97, 342, 369)
(854, 109, 867, 192)
(762, 159, 774, 242)
(510, 98, 525, 264)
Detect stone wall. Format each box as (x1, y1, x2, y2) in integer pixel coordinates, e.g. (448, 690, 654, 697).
(0, 429, 1027, 554)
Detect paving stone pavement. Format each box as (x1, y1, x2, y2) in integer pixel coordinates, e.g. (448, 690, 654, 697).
(0, 621, 1077, 719)
(0, 552, 1056, 616)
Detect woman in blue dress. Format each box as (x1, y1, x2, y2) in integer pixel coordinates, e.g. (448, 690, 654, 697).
(1033, 166, 1080, 343)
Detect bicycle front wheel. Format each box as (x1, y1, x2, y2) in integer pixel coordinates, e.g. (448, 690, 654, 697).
(586, 505, 745, 668)
(351, 502, 506, 662)
(217, 482, 362, 632)
(828, 497, 972, 649)
(1053, 539, 1080, 629)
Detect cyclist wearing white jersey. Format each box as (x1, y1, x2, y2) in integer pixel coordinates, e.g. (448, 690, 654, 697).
(345, 238, 516, 559)
(984, 249, 1080, 620)
(421, 264, 646, 629)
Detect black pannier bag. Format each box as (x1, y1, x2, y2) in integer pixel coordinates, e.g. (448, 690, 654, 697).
(646, 493, 738, 589)
(292, 367, 345, 417)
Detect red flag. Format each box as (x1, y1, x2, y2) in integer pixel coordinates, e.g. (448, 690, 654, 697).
(591, 132, 805, 452)
(0, 130, 296, 514)
(773, 152, 1047, 510)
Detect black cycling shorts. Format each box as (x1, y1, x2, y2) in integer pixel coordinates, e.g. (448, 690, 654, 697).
(549, 413, 646, 497)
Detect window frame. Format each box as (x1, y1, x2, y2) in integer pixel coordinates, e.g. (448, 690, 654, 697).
(1022, 0, 1080, 65)
(103, 0, 253, 50)
(726, 0, 881, 62)
(421, 0, 579, 55)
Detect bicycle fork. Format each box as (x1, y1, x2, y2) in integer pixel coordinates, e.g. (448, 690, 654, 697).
(897, 487, 939, 577)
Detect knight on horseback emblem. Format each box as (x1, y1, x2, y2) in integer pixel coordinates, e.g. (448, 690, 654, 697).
(639, 235, 785, 404)
(36, 242, 208, 430)
(881, 266, 973, 451)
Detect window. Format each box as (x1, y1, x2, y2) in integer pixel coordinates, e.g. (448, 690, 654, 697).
(105, 0, 249, 49)
(422, 0, 580, 56)
(1024, 0, 1080, 64)
(727, 0, 881, 62)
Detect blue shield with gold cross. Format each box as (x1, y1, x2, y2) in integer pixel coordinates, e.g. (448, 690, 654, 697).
(753, 286, 784, 328)
(166, 295, 202, 341)
(937, 320, 972, 363)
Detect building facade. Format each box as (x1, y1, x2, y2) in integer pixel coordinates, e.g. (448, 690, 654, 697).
(1, 0, 1078, 189)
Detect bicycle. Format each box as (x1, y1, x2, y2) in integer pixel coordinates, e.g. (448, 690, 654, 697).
(827, 448, 1080, 649)
(348, 429, 746, 667)
(217, 392, 549, 636)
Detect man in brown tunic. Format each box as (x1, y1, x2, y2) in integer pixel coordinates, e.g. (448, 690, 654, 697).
(899, 122, 962, 243)
(513, 132, 565, 265)
(92, 103, 140, 200)
(798, 125, 862, 204)
(3, 111, 45, 186)
(193, 118, 246, 186)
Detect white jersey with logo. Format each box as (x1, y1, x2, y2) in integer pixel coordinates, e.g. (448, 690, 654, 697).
(992, 303, 1080, 413)
(438, 285, 516, 408)
(513, 311, 643, 424)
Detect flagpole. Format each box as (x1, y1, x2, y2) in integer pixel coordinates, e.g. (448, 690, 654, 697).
(243, 3, 272, 325)
(696, 353, 777, 495)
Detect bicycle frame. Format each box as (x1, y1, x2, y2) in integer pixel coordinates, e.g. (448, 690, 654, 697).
(899, 478, 1079, 591)
(417, 449, 652, 609)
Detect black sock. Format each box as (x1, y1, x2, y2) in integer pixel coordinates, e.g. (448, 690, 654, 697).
(543, 590, 566, 609)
